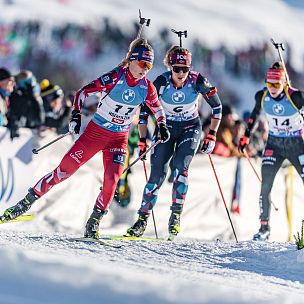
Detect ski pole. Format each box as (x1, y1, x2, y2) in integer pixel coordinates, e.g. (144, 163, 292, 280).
(270, 38, 291, 86)
(32, 132, 71, 154)
(244, 151, 279, 211)
(136, 9, 150, 39)
(123, 139, 161, 173)
(142, 160, 159, 239)
(208, 155, 238, 243)
(171, 29, 187, 47)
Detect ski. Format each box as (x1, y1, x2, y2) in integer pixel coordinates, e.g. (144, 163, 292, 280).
(0, 214, 34, 224)
(68, 237, 122, 248)
(101, 235, 165, 241)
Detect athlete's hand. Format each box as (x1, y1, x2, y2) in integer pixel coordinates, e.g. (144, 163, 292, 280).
(69, 110, 81, 134)
(201, 130, 216, 154)
(158, 123, 170, 143)
(238, 135, 250, 153)
(138, 138, 149, 160)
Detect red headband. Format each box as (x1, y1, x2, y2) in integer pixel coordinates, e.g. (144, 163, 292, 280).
(169, 52, 192, 66)
(266, 69, 286, 82)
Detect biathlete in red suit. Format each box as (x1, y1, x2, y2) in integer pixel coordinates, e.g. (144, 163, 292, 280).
(0, 38, 170, 239)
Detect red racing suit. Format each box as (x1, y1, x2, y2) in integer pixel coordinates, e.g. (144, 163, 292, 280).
(32, 66, 166, 211)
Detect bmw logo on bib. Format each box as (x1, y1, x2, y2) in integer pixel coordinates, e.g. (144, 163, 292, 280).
(122, 89, 135, 103)
(172, 91, 185, 103)
(272, 103, 285, 115)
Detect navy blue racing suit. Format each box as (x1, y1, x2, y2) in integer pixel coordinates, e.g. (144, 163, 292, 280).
(138, 71, 222, 214)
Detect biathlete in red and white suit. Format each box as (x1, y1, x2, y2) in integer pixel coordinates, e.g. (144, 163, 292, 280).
(0, 38, 170, 239)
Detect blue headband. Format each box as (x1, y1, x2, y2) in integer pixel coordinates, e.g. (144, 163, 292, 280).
(129, 47, 154, 64)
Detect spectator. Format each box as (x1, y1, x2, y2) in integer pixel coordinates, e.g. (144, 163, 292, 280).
(40, 79, 72, 133)
(7, 70, 44, 139)
(213, 104, 242, 157)
(0, 67, 15, 127)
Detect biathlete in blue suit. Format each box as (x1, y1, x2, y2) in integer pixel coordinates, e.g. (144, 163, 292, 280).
(126, 45, 223, 238)
(238, 62, 304, 241)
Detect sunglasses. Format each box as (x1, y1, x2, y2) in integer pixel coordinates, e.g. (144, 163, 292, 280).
(266, 82, 282, 89)
(172, 66, 190, 73)
(137, 60, 153, 70)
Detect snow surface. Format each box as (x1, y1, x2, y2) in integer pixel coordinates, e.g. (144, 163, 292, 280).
(1, 1, 304, 303)
(1, 129, 304, 304)
(0, 231, 304, 304)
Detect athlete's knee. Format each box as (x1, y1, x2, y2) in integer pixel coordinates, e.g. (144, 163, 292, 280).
(149, 174, 166, 187)
(173, 168, 188, 181)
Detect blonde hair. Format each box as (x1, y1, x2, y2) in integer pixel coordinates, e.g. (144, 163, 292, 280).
(163, 45, 192, 69)
(119, 38, 153, 67)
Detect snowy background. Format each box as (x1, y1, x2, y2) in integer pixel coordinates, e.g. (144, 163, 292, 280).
(1, 0, 304, 303)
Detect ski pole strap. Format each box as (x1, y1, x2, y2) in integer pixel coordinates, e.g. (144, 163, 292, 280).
(123, 139, 161, 173)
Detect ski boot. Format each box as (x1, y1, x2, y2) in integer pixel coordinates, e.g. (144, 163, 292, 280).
(125, 213, 149, 237)
(253, 222, 270, 241)
(84, 208, 108, 239)
(168, 211, 181, 240)
(0, 188, 39, 222)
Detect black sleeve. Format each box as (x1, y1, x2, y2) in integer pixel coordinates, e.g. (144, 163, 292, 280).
(290, 91, 304, 109)
(196, 73, 222, 119)
(244, 90, 263, 137)
(196, 74, 215, 95)
(153, 74, 167, 95)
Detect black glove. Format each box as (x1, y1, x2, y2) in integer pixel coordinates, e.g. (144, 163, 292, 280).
(200, 130, 216, 154)
(158, 123, 170, 143)
(69, 110, 81, 134)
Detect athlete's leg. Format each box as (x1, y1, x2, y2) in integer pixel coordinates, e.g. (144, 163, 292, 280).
(95, 141, 128, 211)
(138, 137, 175, 215)
(85, 130, 128, 238)
(285, 137, 304, 183)
(33, 125, 101, 196)
(1, 121, 104, 222)
(170, 122, 201, 213)
(259, 142, 284, 222)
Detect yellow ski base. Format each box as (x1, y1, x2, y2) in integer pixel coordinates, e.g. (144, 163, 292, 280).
(0, 214, 34, 224)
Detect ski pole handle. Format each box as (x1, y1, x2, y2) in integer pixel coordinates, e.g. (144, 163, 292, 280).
(136, 9, 151, 39)
(32, 132, 71, 154)
(123, 139, 161, 173)
(270, 38, 291, 86)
